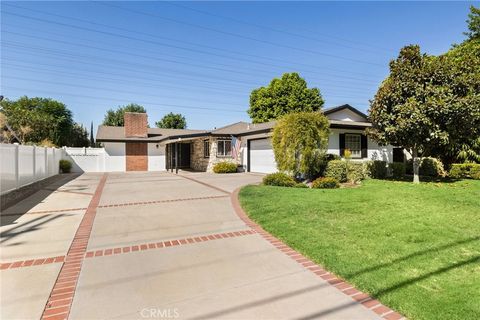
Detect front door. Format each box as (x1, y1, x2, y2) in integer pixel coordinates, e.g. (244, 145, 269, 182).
(168, 143, 191, 169)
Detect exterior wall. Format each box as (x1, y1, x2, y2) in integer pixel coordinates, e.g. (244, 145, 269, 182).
(190, 139, 210, 171)
(103, 143, 126, 171)
(326, 109, 366, 122)
(148, 143, 166, 171)
(206, 137, 242, 172)
(126, 142, 148, 171)
(327, 128, 393, 162)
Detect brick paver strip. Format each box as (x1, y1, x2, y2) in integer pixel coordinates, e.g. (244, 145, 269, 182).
(0, 255, 66, 270)
(84, 229, 256, 259)
(40, 174, 108, 320)
(230, 187, 405, 320)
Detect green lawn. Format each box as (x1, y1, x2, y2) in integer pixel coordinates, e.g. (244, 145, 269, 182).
(239, 179, 480, 320)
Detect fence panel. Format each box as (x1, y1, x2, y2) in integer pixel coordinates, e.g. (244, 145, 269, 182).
(18, 145, 35, 187)
(35, 147, 46, 178)
(0, 144, 17, 194)
(64, 147, 105, 173)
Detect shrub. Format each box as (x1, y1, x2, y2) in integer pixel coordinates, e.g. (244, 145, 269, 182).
(347, 162, 366, 183)
(325, 160, 347, 182)
(59, 160, 72, 173)
(313, 153, 342, 179)
(449, 163, 480, 179)
(390, 162, 406, 179)
(311, 177, 340, 189)
(366, 160, 387, 179)
(406, 157, 445, 177)
(212, 161, 237, 173)
(263, 172, 296, 187)
(294, 182, 309, 188)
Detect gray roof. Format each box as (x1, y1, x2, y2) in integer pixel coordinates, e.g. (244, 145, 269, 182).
(96, 126, 208, 142)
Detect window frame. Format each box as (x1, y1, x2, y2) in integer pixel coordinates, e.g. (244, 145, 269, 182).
(344, 134, 362, 159)
(203, 140, 210, 158)
(216, 139, 232, 157)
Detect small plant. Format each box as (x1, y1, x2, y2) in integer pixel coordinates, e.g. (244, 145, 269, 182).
(212, 161, 237, 173)
(449, 163, 480, 179)
(311, 177, 340, 189)
(366, 160, 387, 179)
(294, 182, 309, 188)
(325, 160, 347, 182)
(390, 162, 406, 179)
(263, 172, 296, 187)
(59, 160, 72, 173)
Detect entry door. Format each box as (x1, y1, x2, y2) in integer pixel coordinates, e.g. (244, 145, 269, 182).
(170, 143, 191, 168)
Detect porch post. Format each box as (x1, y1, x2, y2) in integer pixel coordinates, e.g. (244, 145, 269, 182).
(175, 143, 179, 174)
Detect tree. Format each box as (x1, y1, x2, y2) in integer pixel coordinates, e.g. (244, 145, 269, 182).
(368, 45, 480, 183)
(0, 96, 74, 146)
(102, 103, 146, 126)
(69, 123, 90, 147)
(271, 112, 330, 178)
(90, 121, 95, 147)
(464, 5, 480, 40)
(155, 112, 187, 129)
(248, 73, 324, 123)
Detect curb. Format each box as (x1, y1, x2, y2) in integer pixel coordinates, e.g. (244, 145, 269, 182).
(230, 187, 405, 320)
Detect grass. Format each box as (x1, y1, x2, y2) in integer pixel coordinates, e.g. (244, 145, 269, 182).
(239, 179, 480, 320)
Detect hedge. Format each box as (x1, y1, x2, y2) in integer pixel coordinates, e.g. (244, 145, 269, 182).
(449, 163, 480, 179)
(406, 157, 445, 177)
(212, 161, 237, 173)
(311, 177, 340, 189)
(365, 160, 387, 179)
(263, 172, 297, 187)
(325, 160, 347, 182)
(390, 162, 406, 179)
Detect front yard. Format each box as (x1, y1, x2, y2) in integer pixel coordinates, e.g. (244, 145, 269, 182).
(239, 179, 480, 320)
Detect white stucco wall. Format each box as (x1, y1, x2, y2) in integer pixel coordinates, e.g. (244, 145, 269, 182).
(103, 142, 126, 172)
(148, 143, 166, 171)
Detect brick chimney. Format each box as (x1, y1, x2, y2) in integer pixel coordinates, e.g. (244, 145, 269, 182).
(124, 112, 148, 138)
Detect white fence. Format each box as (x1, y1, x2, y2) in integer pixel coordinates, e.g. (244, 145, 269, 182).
(63, 147, 107, 173)
(1, 144, 65, 195)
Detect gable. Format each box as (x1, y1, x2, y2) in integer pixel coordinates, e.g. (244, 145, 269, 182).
(325, 108, 368, 122)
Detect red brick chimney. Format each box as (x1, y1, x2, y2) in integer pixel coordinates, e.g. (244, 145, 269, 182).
(124, 112, 148, 138)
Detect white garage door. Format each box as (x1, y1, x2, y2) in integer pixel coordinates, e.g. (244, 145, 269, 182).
(249, 138, 277, 173)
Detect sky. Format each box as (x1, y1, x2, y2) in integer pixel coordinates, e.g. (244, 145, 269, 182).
(1, 1, 477, 134)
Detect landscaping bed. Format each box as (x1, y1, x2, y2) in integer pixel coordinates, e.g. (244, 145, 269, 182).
(239, 179, 480, 320)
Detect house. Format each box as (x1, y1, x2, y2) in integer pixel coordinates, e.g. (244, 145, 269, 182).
(96, 105, 400, 173)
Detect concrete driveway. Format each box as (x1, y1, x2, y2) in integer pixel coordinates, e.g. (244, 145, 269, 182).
(1, 172, 394, 320)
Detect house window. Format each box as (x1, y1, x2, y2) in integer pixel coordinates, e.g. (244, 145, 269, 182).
(345, 134, 361, 158)
(217, 140, 232, 157)
(203, 140, 210, 158)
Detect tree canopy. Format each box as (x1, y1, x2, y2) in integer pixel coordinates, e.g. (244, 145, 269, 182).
(248, 73, 324, 123)
(465, 5, 480, 40)
(0, 96, 88, 147)
(102, 103, 146, 126)
(272, 112, 330, 178)
(155, 112, 187, 129)
(368, 43, 480, 182)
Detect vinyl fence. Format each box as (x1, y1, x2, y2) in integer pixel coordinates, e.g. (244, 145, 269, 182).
(63, 147, 107, 173)
(0, 144, 65, 195)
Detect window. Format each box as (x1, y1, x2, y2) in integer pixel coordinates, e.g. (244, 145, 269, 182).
(203, 140, 210, 158)
(217, 140, 232, 157)
(345, 134, 361, 158)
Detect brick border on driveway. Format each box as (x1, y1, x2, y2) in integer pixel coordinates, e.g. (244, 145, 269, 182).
(40, 174, 108, 320)
(230, 187, 405, 320)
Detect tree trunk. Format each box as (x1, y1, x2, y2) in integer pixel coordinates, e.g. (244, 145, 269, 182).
(412, 147, 420, 184)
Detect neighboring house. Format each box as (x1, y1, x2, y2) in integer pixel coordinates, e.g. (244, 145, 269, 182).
(96, 105, 401, 173)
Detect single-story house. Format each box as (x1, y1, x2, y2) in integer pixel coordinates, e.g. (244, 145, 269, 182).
(96, 105, 404, 173)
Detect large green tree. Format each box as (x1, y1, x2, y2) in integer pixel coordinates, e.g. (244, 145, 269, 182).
(464, 5, 480, 40)
(248, 73, 324, 123)
(102, 103, 146, 126)
(0, 96, 74, 146)
(155, 112, 187, 129)
(368, 45, 480, 183)
(272, 112, 330, 178)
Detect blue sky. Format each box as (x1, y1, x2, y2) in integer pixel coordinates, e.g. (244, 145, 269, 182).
(1, 1, 477, 133)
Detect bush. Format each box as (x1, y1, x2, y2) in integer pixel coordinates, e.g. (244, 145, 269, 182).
(311, 177, 340, 189)
(347, 162, 366, 183)
(390, 162, 406, 179)
(406, 157, 445, 177)
(313, 153, 342, 179)
(59, 160, 72, 173)
(449, 163, 480, 179)
(212, 161, 237, 173)
(263, 172, 296, 187)
(366, 160, 387, 179)
(294, 182, 309, 188)
(325, 160, 347, 182)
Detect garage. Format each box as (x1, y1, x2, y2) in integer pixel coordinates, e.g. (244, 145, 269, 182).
(248, 138, 277, 173)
